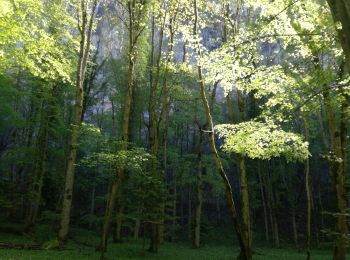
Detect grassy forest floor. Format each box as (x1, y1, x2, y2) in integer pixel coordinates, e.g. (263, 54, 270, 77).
(0, 225, 333, 260)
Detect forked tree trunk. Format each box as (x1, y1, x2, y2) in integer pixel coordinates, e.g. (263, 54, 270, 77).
(98, 48, 134, 253)
(98, 1, 144, 253)
(58, 0, 98, 243)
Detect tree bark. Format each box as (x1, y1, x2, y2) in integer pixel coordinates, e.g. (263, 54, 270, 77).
(58, 0, 98, 243)
(258, 162, 269, 242)
(113, 190, 125, 243)
(193, 1, 251, 258)
(98, 0, 145, 252)
(171, 178, 177, 242)
(323, 75, 349, 260)
(147, 11, 166, 252)
(291, 209, 299, 249)
(193, 127, 204, 248)
(303, 120, 311, 259)
(88, 186, 96, 230)
(24, 96, 51, 231)
(327, 0, 350, 71)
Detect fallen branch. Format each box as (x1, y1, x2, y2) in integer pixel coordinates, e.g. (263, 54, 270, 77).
(0, 242, 42, 250)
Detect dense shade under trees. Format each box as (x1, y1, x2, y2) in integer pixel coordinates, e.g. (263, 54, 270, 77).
(0, 0, 350, 259)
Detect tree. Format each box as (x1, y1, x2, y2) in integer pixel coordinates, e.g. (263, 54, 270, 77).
(193, 0, 251, 259)
(98, 0, 149, 252)
(58, 0, 100, 243)
(327, 0, 350, 71)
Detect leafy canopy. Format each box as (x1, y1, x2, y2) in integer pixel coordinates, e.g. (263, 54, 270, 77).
(216, 121, 310, 162)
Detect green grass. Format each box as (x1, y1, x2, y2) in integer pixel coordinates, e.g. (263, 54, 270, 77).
(0, 226, 333, 260)
(0, 243, 333, 260)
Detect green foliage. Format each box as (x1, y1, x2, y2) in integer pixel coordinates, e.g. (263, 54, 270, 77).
(0, 0, 78, 82)
(80, 147, 152, 173)
(130, 172, 167, 223)
(216, 121, 310, 162)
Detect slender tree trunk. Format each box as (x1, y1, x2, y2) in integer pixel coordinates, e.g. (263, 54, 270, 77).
(273, 214, 280, 248)
(323, 78, 349, 260)
(327, 0, 350, 71)
(58, 0, 98, 243)
(303, 120, 312, 259)
(264, 169, 275, 244)
(188, 187, 192, 240)
(88, 186, 96, 229)
(305, 158, 311, 259)
(258, 163, 269, 242)
(114, 191, 125, 243)
(99, 1, 142, 252)
(193, 128, 204, 248)
(267, 169, 279, 248)
(236, 82, 251, 252)
(171, 178, 177, 242)
(25, 85, 59, 230)
(98, 52, 134, 252)
(99, 176, 121, 252)
(216, 195, 221, 224)
(193, 1, 250, 258)
(24, 100, 49, 231)
(237, 154, 251, 250)
(148, 12, 166, 252)
(291, 209, 299, 249)
(134, 217, 141, 240)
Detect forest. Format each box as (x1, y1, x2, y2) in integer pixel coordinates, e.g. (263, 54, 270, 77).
(0, 0, 350, 259)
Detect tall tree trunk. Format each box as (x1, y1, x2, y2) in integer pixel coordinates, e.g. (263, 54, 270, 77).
(98, 41, 135, 253)
(323, 78, 349, 260)
(134, 217, 141, 240)
(223, 0, 252, 251)
(25, 85, 59, 230)
(88, 186, 96, 230)
(303, 120, 312, 259)
(188, 187, 192, 240)
(171, 177, 177, 242)
(58, 0, 98, 243)
(193, 1, 250, 258)
(147, 11, 166, 252)
(327, 0, 350, 71)
(266, 168, 279, 248)
(193, 127, 204, 248)
(291, 209, 299, 249)
(98, 1, 145, 252)
(24, 103, 44, 226)
(24, 97, 52, 231)
(258, 162, 269, 242)
(237, 153, 251, 250)
(114, 191, 125, 243)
